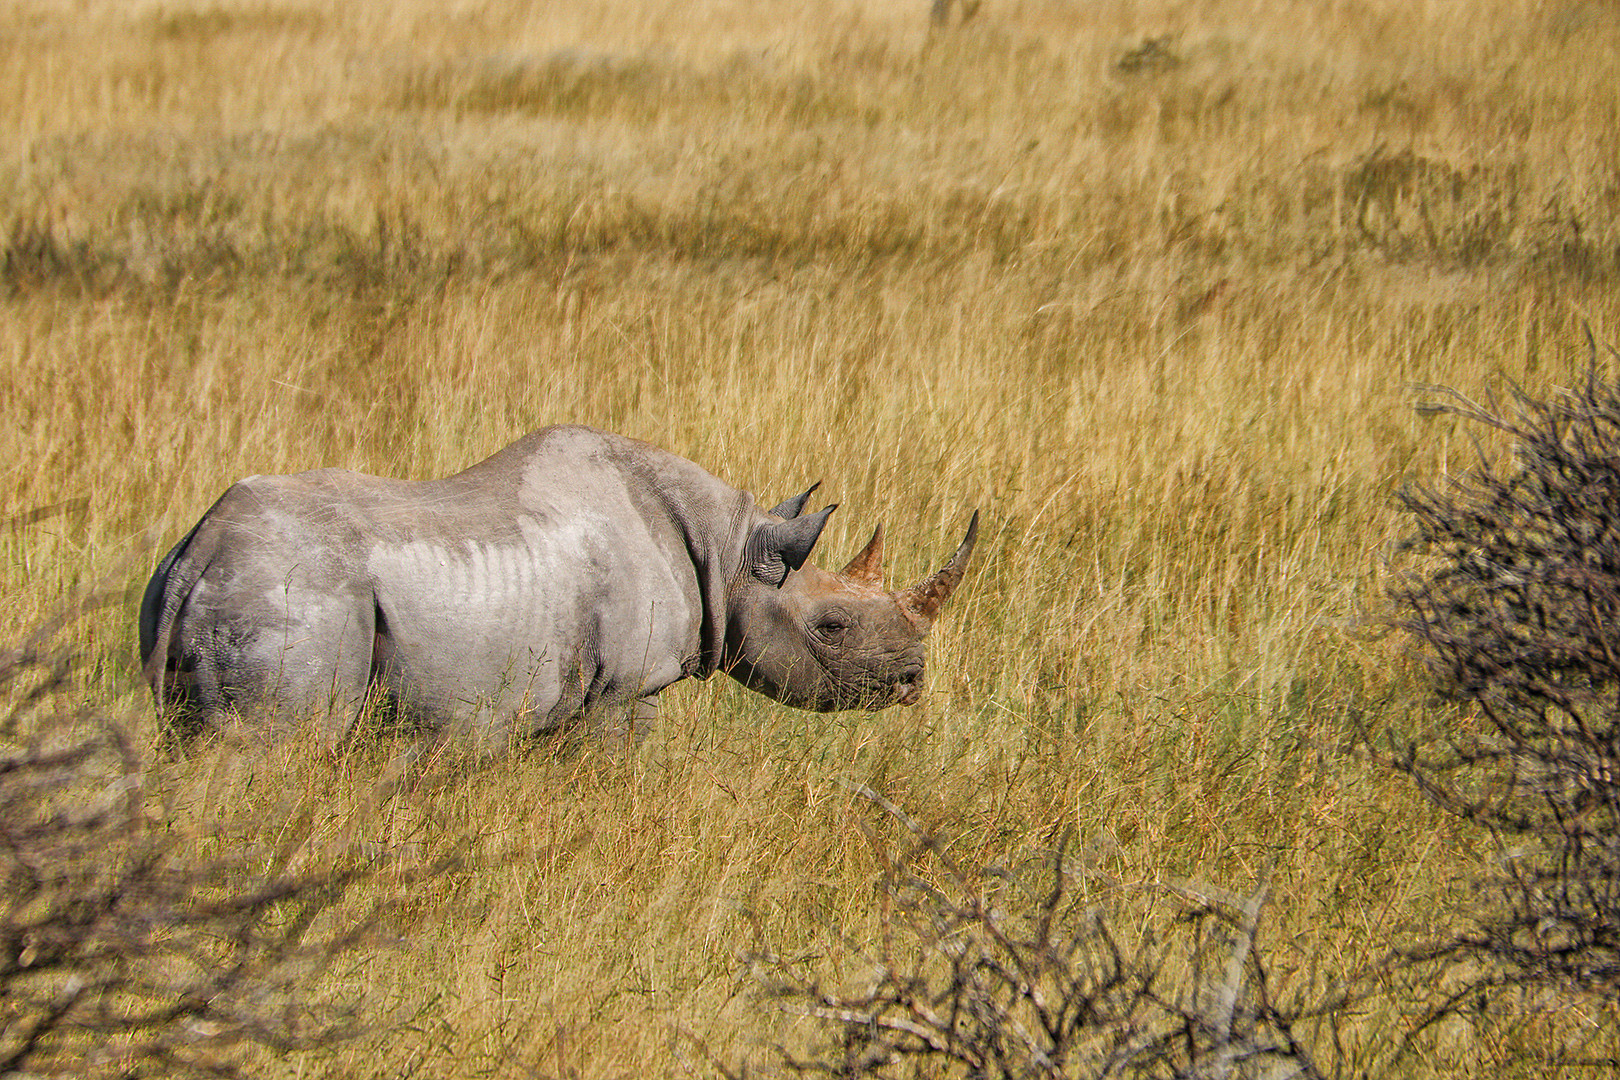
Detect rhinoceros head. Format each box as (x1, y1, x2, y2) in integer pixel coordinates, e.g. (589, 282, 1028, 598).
(722, 487, 978, 712)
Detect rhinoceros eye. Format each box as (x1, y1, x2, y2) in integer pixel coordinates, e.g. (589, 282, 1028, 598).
(814, 613, 851, 645)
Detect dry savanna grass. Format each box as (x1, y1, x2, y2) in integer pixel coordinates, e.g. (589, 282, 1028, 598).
(4, 0, 1620, 1074)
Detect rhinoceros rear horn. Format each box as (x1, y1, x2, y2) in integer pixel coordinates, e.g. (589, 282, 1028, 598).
(902, 511, 979, 623)
(767, 482, 821, 520)
(840, 523, 884, 586)
(749, 504, 837, 588)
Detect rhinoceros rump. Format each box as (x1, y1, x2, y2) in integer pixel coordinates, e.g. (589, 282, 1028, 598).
(139, 425, 976, 752)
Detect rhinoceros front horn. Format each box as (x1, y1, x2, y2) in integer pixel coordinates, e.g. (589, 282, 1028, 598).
(902, 511, 979, 623)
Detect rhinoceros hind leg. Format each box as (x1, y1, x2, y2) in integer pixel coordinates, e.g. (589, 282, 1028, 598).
(181, 594, 375, 750)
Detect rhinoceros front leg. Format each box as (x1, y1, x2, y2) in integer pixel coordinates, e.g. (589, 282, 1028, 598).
(589, 694, 660, 748)
(440, 692, 661, 759)
(634, 693, 659, 732)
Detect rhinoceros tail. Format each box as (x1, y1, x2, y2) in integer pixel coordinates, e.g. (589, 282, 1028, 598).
(138, 518, 207, 707)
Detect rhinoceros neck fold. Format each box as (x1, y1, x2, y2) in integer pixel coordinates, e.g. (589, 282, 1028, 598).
(497, 425, 753, 682)
(624, 454, 755, 682)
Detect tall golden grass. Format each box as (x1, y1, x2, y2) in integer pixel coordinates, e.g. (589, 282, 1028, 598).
(4, 0, 1620, 1073)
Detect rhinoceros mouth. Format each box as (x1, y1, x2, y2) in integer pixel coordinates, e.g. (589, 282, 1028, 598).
(784, 679, 918, 713)
(894, 662, 925, 706)
(727, 653, 924, 713)
(832, 666, 924, 711)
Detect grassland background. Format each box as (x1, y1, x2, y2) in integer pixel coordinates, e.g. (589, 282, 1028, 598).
(4, 0, 1620, 1074)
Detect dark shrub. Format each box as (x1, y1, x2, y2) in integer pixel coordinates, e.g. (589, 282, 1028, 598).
(1387, 364, 1620, 1038)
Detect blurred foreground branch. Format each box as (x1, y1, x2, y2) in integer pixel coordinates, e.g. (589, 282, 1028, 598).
(0, 557, 454, 1077)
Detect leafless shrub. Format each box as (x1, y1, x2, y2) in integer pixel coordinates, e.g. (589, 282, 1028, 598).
(0, 577, 454, 1076)
(929, 0, 983, 29)
(1115, 37, 1184, 77)
(1384, 354, 1620, 1056)
(746, 786, 1326, 1079)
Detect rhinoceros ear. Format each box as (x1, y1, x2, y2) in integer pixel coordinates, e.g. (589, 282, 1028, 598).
(767, 481, 821, 520)
(748, 504, 836, 587)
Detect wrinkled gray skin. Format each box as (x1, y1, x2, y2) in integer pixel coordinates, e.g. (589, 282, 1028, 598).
(139, 425, 977, 754)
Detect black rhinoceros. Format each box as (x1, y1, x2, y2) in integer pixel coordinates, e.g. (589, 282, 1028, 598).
(139, 425, 977, 752)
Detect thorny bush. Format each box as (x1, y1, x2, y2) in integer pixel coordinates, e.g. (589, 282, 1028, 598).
(745, 785, 1327, 1079)
(1388, 361, 1620, 1043)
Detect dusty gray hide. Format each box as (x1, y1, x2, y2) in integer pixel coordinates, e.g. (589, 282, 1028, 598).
(139, 425, 977, 753)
